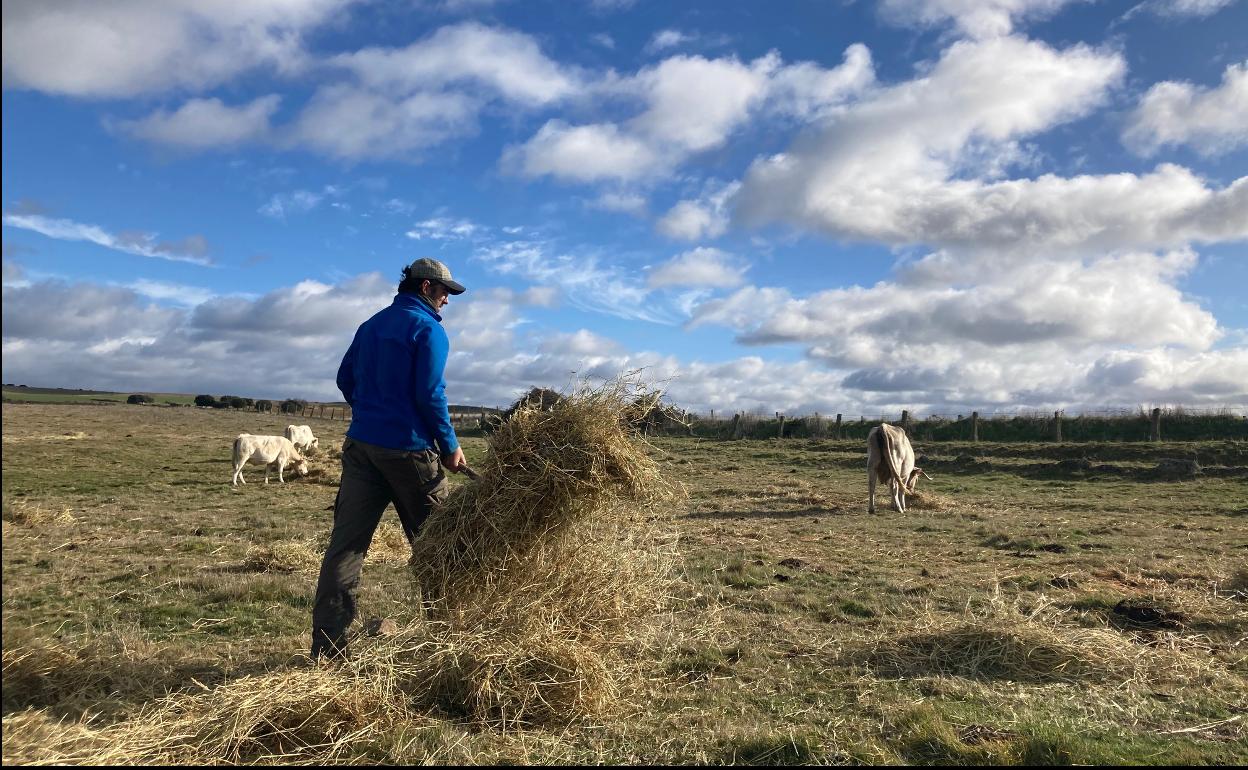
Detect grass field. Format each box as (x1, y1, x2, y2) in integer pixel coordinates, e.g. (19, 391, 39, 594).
(3, 402, 1246, 764)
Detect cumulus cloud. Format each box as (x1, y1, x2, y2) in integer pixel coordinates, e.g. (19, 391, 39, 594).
(287, 85, 480, 160)
(1123, 62, 1248, 156)
(1, 0, 347, 97)
(657, 181, 740, 240)
(3, 269, 1243, 414)
(284, 23, 584, 160)
(648, 247, 747, 289)
(731, 36, 1248, 256)
(2, 212, 213, 265)
(329, 23, 583, 107)
(507, 44, 873, 184)
(117, 95, 280, 149)
(503, 121, 664, 182)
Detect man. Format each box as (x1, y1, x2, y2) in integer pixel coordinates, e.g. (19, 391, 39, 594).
(311, 257, 467, 660)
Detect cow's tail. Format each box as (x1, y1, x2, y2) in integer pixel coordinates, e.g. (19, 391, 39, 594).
(877, 425, 906, 490)
(231, 435, 244, 469)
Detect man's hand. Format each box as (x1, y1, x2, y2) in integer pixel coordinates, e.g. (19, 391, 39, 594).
(442, 447, 466, 474)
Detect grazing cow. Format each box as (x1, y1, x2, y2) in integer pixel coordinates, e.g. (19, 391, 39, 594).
(867, 423, 930, 513)
(231, 434, 309, 486)
(284, 424, 320, 453)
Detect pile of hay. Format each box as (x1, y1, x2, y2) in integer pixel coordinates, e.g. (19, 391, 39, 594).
(406, 378, 684, 723)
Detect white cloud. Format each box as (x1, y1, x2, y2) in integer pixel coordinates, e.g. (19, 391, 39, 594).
(1123, 62, 1248, 156)
(1138, 0, 1238, 17)
(259, 186, 343, 219)
(645, 29, 692, 54)
(473, 239, 677, 324)
(3, 269, 1243, 414)
(117, 95, 280, 149)
(648, 247, 747, 289)
(329, 22, 583, 107)
(504, 121, 665, 182)
(1, 0, 348, 97)
(125, 279, 218, 307)
(589, 191, 649, 215)
(406, 217, 482, 240)
(287, 85, 480, 160)
(878, 0, 1084, 38)
(2, 213, 213, 265)
(278, 22, 582, 160)
(657, 181, 740, 240)
(508, 45, 873, 185)
(733, 36, 1165, 252)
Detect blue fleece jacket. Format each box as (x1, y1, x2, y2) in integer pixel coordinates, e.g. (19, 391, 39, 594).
(337, 293, 459, 454)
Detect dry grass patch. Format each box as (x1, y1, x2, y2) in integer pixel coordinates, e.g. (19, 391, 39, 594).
(854, 594, 1228, 687)
(243, 523, 412, 574)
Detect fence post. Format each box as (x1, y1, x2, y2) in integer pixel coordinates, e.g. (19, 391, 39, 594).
(971, 411, 979, 442)
(835, 413, 842, 440)
(901, 409, 910, 433)
(1151, 407, 1161, 442)
(730, 413, 743, 440)
(1053, 410, 1062, 442)
(777, 414, 785, 439)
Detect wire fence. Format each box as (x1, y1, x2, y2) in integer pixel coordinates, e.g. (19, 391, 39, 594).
(675, 406, 1248, 443)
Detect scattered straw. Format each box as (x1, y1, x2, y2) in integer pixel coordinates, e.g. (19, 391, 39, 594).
(2, 500, 76, 527)
(854, 594, 1225, 687)
(242, 523, 413, 574)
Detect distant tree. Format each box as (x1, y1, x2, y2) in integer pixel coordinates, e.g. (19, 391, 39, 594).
(280, 398, 308, 414)
(256, 400, 273, 413)
(126, 394, 154, 405)
(194, 394, 217, 408)
(222, 395, 250, 410)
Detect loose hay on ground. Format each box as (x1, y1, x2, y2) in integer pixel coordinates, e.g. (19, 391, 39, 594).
(242, 523, 412, 574)
(853, 594, 1227, 687)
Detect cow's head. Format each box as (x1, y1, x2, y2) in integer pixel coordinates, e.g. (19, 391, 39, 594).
(906, 468, 933, 494)
(310, 437, 320, 451)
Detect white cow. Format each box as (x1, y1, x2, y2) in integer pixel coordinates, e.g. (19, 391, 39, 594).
(284, 424, 319, 453)
(231, 434, 309, 486)
(867, 423, 930, 513)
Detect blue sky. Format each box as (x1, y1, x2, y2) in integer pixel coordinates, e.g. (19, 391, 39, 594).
(3, 0, 1246, 415)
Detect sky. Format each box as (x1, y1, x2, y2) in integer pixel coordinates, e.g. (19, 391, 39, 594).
(2, 0, 1246, 417)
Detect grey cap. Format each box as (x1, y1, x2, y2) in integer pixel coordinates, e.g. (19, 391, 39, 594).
(406, 257, 465, 295)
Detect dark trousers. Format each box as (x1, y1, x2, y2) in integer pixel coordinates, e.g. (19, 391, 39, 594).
(311, 438, 448, 658)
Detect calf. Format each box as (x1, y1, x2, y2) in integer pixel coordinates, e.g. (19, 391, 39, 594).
(231, 434, 309, 486)
(284, 424, 319, 453)
(867, 423, 929, 513)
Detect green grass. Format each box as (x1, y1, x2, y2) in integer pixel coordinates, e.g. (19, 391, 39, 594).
(3, 403, 1247, 765)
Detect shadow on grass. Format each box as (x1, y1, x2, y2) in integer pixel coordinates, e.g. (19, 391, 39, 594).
(682, 507, 849, 521)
